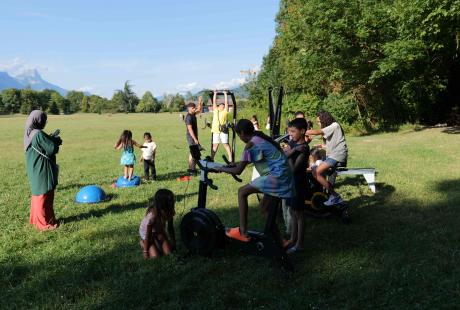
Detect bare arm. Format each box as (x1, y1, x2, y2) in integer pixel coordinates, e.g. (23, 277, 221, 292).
(224, 90, 229, 111)
(306, 129, 323, 136)
(195, 96, 203, 115)
(213, 91, 217, 110)
(133, 140, 146, 148)
(217, 161, 249, 175)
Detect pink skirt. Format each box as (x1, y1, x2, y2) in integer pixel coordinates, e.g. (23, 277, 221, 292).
(30, 190, 58, 230)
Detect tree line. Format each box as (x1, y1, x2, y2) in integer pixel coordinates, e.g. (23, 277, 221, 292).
(248, 0, 460, 128)
(0, 81, 190, 115)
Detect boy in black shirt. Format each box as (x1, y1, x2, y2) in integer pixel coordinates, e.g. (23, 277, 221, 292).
(284, 118, 309, 254)
(185, 96, 202, 174)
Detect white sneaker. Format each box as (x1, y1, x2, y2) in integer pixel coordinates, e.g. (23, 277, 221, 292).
(324, 195, 343, 206)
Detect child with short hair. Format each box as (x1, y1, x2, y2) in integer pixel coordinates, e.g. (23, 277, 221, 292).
(139, 189, 176, 259)
(115, 130, 145, 181)
(284, 118, 310, 254)
(140, 132, 157, 181)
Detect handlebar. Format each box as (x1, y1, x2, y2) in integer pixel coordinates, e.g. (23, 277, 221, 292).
(222, 155, 242, 182)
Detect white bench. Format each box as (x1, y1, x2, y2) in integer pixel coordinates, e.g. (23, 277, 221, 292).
(252, 167, 377, 193)
(335, 168, 376, 193)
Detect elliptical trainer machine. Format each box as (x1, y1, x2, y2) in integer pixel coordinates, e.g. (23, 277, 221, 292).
(180, 145, 294, 272)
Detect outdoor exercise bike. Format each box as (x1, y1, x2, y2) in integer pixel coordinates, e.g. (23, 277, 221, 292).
(180, 145, 294, 272)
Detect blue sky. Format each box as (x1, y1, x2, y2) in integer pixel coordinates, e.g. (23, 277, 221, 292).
(0, 0, 279, 98)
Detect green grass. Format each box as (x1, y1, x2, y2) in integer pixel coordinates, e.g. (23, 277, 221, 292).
(1, 113, 459, 309)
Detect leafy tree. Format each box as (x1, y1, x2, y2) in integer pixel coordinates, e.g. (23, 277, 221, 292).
(136, 91, 160, 112)
(81, 96, 90, 112)
(20, 89, 40, 114)
(88, 95, 110, 114)
(252, 0, 460, 127)
(66, 91, 84, 113)
(48, 92, 70, 115)
(172, 93, 185, 112)
(1, 88, 21, 114)
(161, 94, 174, 112)
(0, 95, 4, 114)
(116, 81, 139, 113)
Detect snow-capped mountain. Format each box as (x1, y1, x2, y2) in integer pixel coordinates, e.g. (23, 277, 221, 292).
(0, 69, 67, 95)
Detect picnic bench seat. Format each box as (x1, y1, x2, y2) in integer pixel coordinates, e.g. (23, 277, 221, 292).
(335, 167, 376, 193)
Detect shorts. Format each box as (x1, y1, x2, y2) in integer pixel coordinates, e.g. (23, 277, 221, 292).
(324, 157, 339, 168)
(212, 132, 229, 144)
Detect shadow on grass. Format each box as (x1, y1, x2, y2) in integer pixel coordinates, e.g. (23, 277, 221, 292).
(3, 178, 460, 308)
(442, 126, 460, 134)
(59, 200, 146, 224)
(156, 170, 188, 181)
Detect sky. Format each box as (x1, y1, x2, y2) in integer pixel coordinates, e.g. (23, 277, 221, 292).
(0, 0, 279, 98)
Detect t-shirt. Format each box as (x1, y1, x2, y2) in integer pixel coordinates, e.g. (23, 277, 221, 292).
(211, 109, 228, 134)
(321, 122, 348, 163)
(241, 135, 295, 199)
(288, 140, 309, 202)
(141, 141, 157, 160)
(185, 113, 198, 144)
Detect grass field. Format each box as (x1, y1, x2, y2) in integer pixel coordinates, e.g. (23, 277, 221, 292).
(1, 113, 459, 309)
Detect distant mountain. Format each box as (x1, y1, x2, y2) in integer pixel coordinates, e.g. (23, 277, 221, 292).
(14, 69, 67, 95)
(0, 69, 67, 95)
(0, 71, 23, 90)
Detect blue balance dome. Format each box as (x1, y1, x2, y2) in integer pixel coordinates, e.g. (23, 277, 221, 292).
(76, 185, 107, 203)
(116, 175, 140, 188)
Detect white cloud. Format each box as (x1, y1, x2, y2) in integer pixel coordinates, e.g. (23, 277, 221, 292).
(212, 77, 246, 90)
(77, 86, 94, 92)
(176, 82, 199, 92)
(0, 57, 48, 76)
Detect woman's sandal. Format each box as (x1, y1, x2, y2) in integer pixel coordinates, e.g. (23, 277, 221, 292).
(225, 227, 251, 242)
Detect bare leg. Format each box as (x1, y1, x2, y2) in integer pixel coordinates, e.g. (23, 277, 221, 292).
(314, 162, 338, 196)
(237, 184, 260, 235)
(223, 143, 232, 162)
(128, 165, 134, 180)
(293, 210, 305, 249)
(188, 153, 196, 171)
(148, 244, 160, 258)
(162, 239, 172, 255)
(124, 166, 128, 179)
(211, 143, 219, 160)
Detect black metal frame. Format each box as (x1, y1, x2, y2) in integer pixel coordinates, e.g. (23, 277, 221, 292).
(207, 90, 237, 163)
(268, 87, 284, 139)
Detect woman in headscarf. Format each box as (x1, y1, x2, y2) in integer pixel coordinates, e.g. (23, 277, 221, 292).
(24, 110, 62, 230)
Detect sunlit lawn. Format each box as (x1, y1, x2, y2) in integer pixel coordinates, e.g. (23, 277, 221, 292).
(1, 113, 459, 309)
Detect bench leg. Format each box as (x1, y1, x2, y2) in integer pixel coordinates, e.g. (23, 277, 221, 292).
(363, 173, 376, 193)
